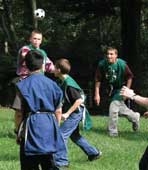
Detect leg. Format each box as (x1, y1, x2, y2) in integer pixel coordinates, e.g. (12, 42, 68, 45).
(70, 125, 101, 161)
(108, 100, 120, 136)
(20, 140, 39, 170)
(40, 155, 60, 170)
(119, 101, 140, 131)
(139, 146, 148, 170)
(53, 111, 82, 167)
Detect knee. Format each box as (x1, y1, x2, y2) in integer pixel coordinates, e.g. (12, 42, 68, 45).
(70, 135, 81, 142)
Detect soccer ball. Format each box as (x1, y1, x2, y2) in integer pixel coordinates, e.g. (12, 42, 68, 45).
(34, 8, 45, 20)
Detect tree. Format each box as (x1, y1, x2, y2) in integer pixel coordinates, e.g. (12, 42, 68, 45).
(120, 0, 142, 73)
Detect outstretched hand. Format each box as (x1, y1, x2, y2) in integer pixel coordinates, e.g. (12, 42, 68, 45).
(120, 86, 135, 99)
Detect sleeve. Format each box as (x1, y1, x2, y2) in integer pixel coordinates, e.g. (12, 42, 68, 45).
(95, 65, 102, 82)
(16, 46, 30, 76)
(45, 57, 55, 72)
(53, 83, 63, 109)
(125, 64, 134, 80)
(66, 86, 82, 104)
(12, 91, 22, 110)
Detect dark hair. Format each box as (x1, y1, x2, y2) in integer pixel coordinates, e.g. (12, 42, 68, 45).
(25, 50, 43, 71)
(107, 47, 118, 55)
(55, 58, 71, 74)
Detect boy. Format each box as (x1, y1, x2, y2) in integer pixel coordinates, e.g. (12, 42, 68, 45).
(13, 50, 65, 170)
(53, 58, 102, 167)
(17, 29, 55, 79)
(13, 30, 55, 133)
(94, 47, 140, 137)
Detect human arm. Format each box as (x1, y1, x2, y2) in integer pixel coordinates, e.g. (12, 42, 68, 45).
(55, 107, 62, 125)
(125, 65, 134, 88)
(94, 81, 101, 106)
(62, 98, 83, 120)
(45, 56, 55, 73)
(94, 66, 102, 105)
(14, 109, 23, 133)
(12, 92, 24, 133)
(120, 86, 148, 107)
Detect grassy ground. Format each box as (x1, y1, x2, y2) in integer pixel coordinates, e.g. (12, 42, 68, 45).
(0, 108, 147, 170)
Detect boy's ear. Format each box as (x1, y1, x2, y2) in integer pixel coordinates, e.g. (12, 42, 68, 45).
(57, 68, 61, 73)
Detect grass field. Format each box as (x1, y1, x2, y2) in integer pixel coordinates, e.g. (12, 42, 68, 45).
(0, 108, 147, 170)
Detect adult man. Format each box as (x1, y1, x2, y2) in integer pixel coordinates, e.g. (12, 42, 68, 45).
(94, 47, 140, 137)
(120, 86, 148, 170)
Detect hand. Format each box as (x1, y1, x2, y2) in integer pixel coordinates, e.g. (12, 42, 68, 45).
(120, 86, 135, 99)
(21, 47, 30, 57)
(94, 94, 100, 106)
(62, 113, 70, 120)
(144, 111, 148, 118)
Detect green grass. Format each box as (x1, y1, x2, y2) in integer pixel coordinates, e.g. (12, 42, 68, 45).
(0, 108, 147, 170)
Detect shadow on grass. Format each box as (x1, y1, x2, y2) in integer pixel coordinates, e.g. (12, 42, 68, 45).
(0, 132, 15, 139)
(90, 126, 148, 142)
(0, 153, 18, 161)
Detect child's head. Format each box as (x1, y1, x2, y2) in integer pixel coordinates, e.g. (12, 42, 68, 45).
(54, 58, 71, 77)
(106, 47, 118, 64)
(25, 50, 43, 72)
(29, 30, 43, 48)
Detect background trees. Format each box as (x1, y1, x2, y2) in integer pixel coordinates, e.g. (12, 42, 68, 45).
(0, 0, 147, 112)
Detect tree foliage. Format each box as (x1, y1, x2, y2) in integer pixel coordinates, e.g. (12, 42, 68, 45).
(0, 0, 148, 108)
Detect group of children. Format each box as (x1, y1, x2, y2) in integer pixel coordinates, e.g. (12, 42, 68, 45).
(12, 30, 143, 170)
(12, 30, 102, 170)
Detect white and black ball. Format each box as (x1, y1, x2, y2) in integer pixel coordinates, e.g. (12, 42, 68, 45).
(34, 8, 45, 20)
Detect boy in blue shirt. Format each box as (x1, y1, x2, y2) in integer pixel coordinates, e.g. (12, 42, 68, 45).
(13, 50, 65, 170)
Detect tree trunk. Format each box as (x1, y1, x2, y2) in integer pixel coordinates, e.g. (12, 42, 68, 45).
(23, 0, 37, 30)
(120, 0, 142, 74)
(2, 0, 18, 53)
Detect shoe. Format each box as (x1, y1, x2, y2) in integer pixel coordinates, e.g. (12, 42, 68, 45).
(132, 121, 139, 131)
(132, 112, 140, 131)
(88, 151, 102, 161)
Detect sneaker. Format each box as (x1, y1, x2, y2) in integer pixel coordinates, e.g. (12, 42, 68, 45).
(88, 151, 102, 161)
(132, 113, 140, 131)
(132, 121, 139, 131)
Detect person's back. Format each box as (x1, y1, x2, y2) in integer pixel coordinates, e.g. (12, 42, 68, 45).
(14, 51, 65, 170)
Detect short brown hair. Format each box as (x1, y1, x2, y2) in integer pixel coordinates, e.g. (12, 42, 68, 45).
(107, 47, 118, 55)
(55, 58, 71, 74)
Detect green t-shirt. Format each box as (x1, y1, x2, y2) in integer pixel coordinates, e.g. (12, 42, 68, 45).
(98, 58, 126, 101)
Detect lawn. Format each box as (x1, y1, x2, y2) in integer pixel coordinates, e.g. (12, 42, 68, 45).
(0, 107, 147, 170)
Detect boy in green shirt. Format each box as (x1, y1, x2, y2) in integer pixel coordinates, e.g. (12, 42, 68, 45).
(53, 58, 102, 167)
(94, 47, 140, 137)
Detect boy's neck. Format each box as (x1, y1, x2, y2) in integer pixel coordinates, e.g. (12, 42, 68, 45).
(59, 74, 68, 81)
